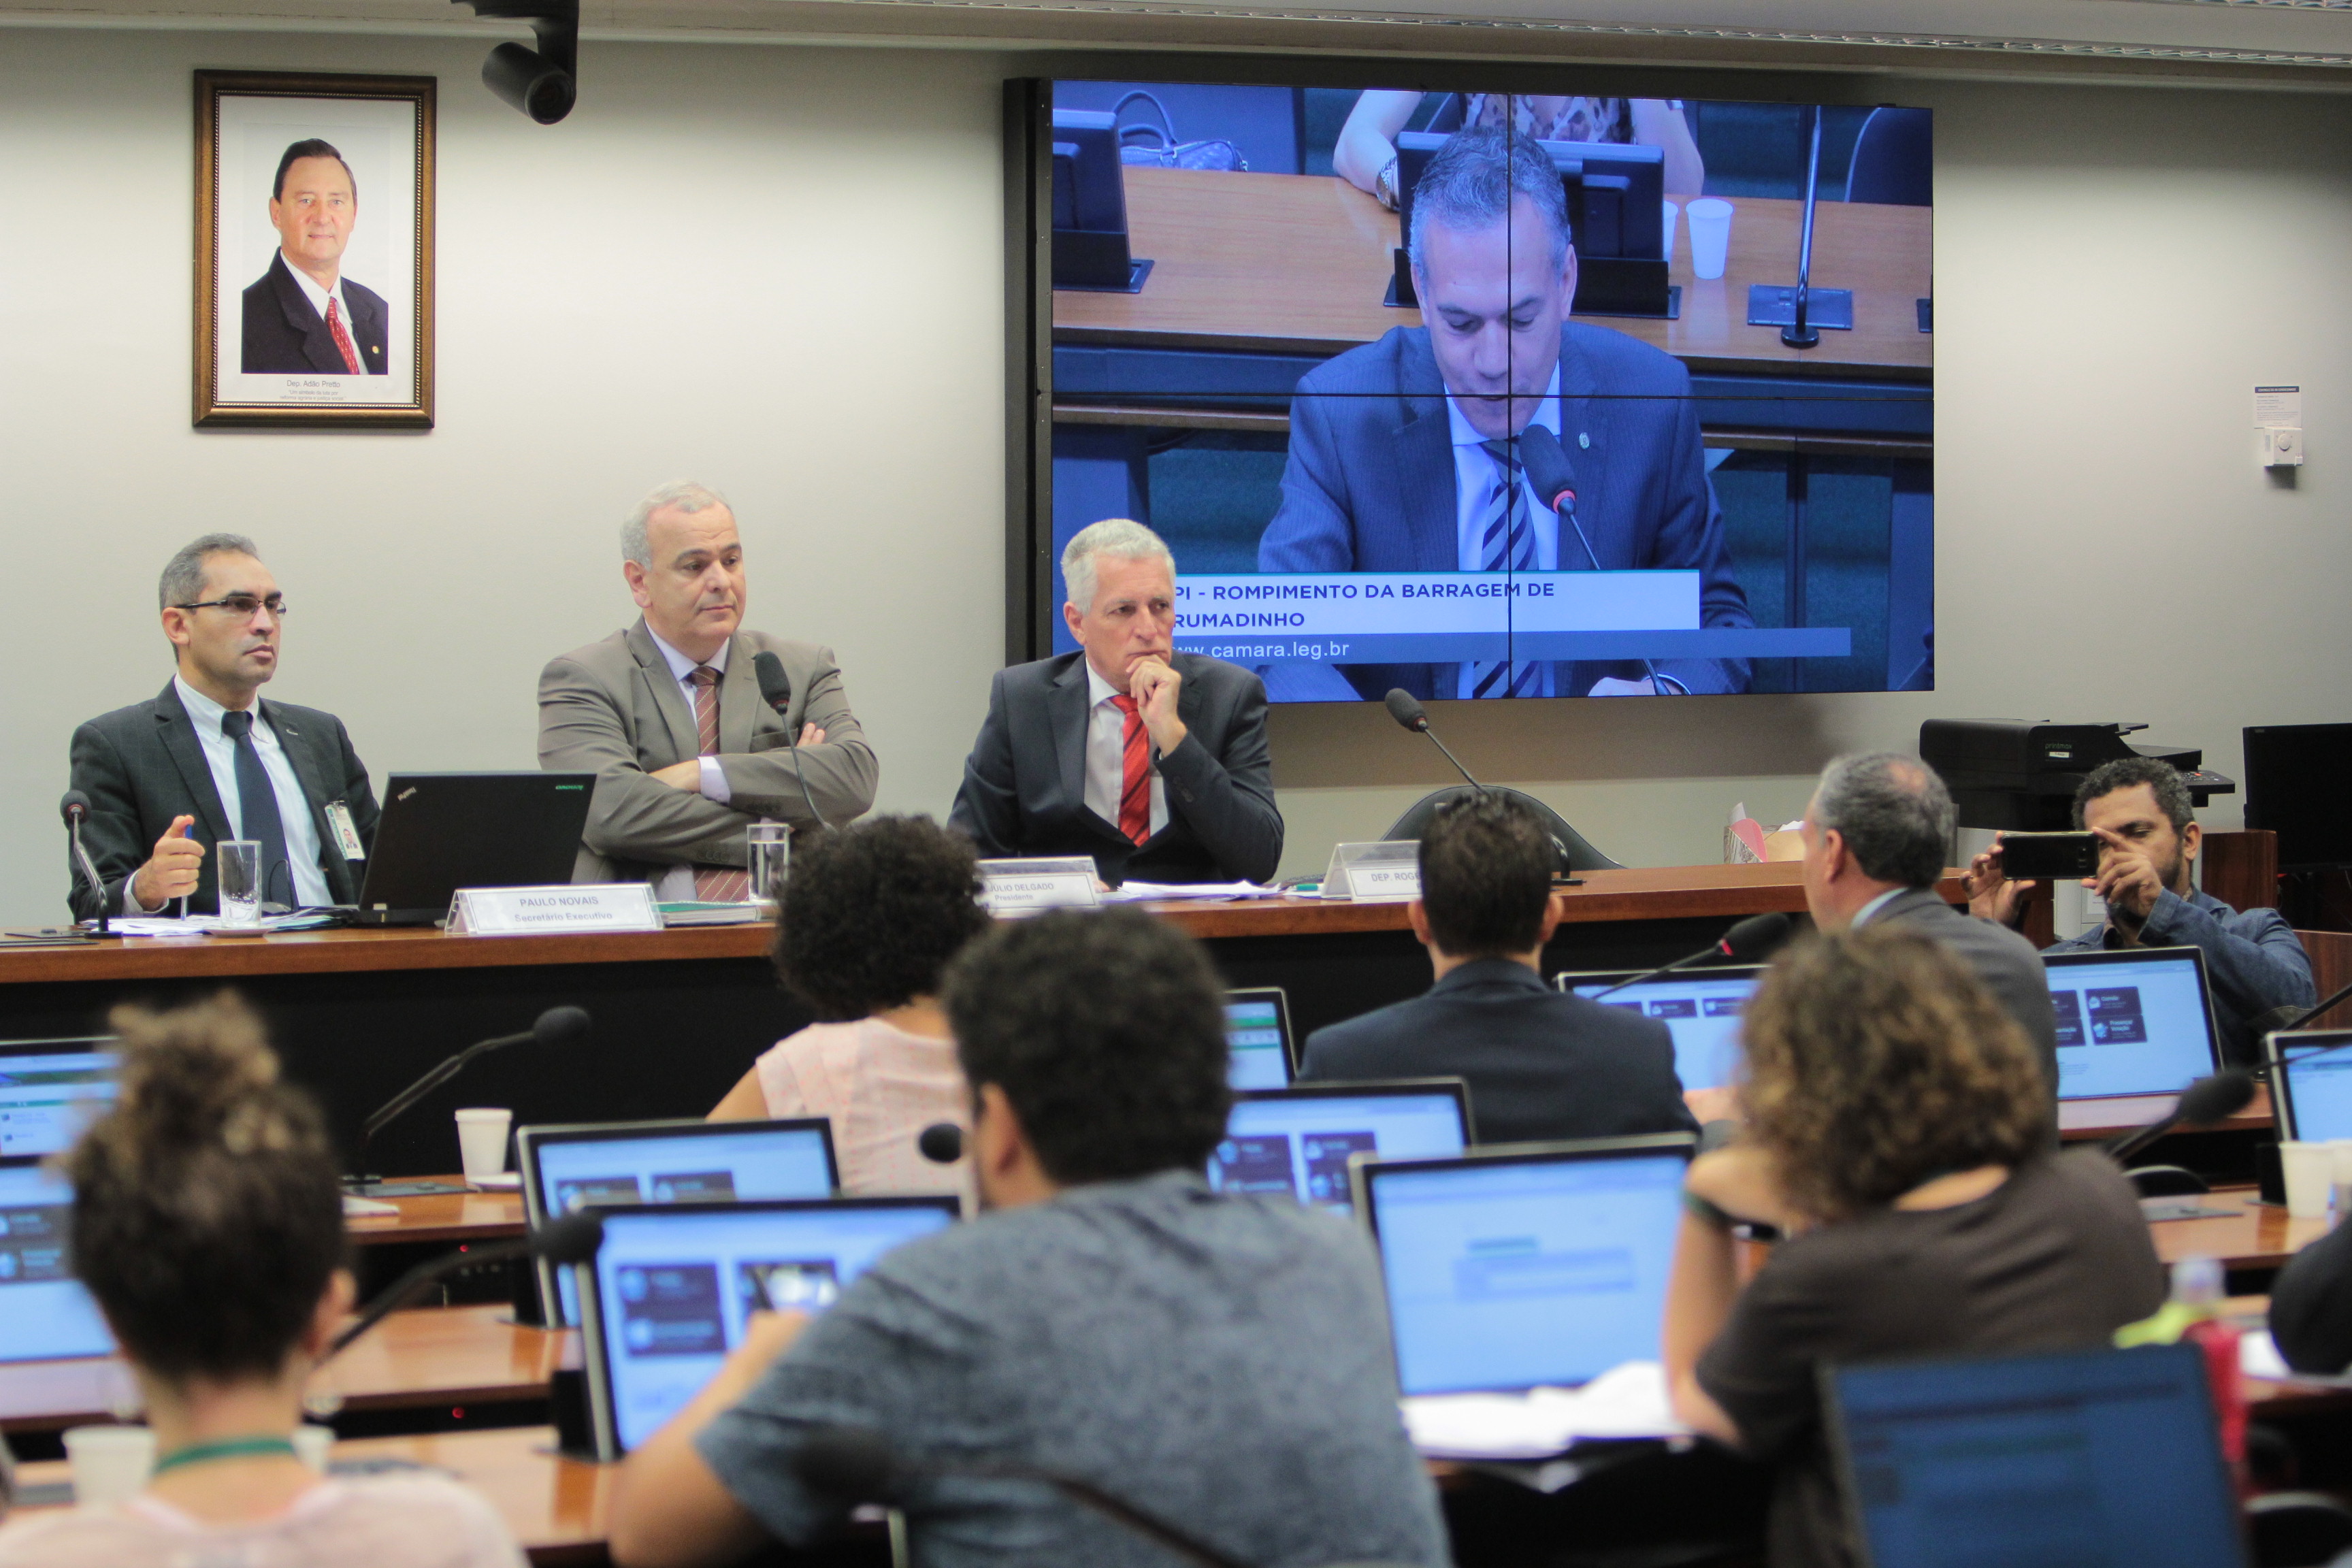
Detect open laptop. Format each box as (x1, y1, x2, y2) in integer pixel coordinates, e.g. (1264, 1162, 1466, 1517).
(1824, 1343, 2246, 1568)
(518, 1117, 839, 1326)
(1225, 987, 1295, 1089)
(2041, 947, 2221, 1101)
(578, 1196, 959, 1458)
(0, 1162, 114, 1364)
(1352, 1134, 1695, 1396)
(2268, 1029, 2352, 1141)
(1209, 1080, 1472, 1215)
(1558, 968, 1763, 1092)
(347, 772, 597, 926)
(0, 1038, 116, 1160)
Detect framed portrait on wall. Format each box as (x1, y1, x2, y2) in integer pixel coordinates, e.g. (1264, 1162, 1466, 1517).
(194, 71, 436, 429)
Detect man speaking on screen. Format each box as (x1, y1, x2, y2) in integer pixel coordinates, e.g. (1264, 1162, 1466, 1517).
(1258, 127, 1752, 700)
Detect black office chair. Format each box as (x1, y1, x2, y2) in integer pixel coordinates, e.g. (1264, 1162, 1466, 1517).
(2127, 1164, 2210, 1198)
(1380, 786, 1624, 875)
(1845, 106, 1932, 207)
(2247, 1491, 2352, 1567)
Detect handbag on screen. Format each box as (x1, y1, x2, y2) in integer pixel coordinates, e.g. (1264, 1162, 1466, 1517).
(1111, 90, 1249, 172)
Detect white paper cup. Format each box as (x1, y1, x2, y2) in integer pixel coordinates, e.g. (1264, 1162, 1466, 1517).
(1662, 200, 1680, 266)
(1686, 197, 1734, 281)
(455, 1107, 513, 1185)
(293, 1423, 333, 1473)
(64, 1424, 153, 1507)
(2282, 1139, 2335, 1219)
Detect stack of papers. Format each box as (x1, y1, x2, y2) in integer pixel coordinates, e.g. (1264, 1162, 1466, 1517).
(112, 913, 338, 938)
(1401, 1362, 1687, 1459)
(1100, 880, 1284, 904)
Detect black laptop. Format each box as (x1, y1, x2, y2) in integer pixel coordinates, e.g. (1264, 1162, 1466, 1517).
(348, 772, 596, 926)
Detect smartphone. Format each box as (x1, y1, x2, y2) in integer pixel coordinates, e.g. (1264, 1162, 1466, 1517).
(1998, 831, 2101, 880)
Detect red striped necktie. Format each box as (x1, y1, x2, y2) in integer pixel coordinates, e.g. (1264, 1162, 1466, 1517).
(325, 297, 362, 374)
(1109, 694, 1151, 847)
(689, 666, 751, 902)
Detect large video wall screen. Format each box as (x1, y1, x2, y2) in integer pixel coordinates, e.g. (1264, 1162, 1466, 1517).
(1033, 81, 1933, 702)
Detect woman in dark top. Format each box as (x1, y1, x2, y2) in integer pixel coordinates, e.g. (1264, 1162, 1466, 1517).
(2268, 1221, 2352, 1372)
(1660, 928, 2166, 1568)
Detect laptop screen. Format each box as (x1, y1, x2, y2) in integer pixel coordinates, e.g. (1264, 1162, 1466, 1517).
(1209, 1083, 1469, 1215)
(1226, 988, 1293, 1090)
(2272, 1031, 2352, 1141)
(0, 1163, 114, 1364)
(521, 1120, 839, 1326)
(1358, 1139, 1692, 1396)
(2042, 949, 2219, 1100)
(1827, 1343, 2245, 1568)
(0, 1040, 117, 1160)
(583, 1198, 957, 1454)
(1561, 970, 1761, 1091)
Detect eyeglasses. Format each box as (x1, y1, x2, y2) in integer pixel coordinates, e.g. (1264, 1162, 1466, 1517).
(174, 595, 287, 619)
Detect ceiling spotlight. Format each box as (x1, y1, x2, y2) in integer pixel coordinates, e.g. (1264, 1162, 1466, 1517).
(452, 0, 578, 125)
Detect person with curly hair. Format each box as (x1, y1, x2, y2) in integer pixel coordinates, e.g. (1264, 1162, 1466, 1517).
(1660, 928, 2164, 1568)
(708, 815, 990, 1195)
(0, 994, 522, 1567)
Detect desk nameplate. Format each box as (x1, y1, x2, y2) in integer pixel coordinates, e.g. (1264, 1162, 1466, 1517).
(447, 884, 662, 937)
(977, 858, 1102, 917)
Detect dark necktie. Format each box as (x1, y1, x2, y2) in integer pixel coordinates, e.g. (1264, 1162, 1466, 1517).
(1471, 440, 1540, 699)
(220, 709, 293, 908)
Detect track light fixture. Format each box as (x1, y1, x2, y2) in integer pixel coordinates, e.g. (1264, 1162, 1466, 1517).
(452, 0, 578, 125)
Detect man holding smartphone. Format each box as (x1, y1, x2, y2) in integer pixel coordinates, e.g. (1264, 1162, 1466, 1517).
(1967, 756, 2314, 1066)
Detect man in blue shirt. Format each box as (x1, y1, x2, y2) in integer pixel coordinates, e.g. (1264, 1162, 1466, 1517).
(1967, 756, 2314, 1066)
(605, 907, 1448, 1568)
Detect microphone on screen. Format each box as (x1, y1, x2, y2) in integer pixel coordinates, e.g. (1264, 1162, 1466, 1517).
(1583, 913, 1793, 1002)
(1518, 426, 1671, 694)
(59, 791, 110, 937)
(355, 1006, 591, 1166)
(751, 649, 828, 831)
(326, 1214, 604, 1358)
(794, 1425, 1256, 1568)
(2105, 1070, 2257, 1166)
(917, 1123, 964, 1164)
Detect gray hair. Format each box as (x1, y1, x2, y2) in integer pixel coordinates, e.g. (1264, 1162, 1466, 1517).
(621, 480, 731, 568)
(1812, 752, 1955, 890)
(159, 533, 261, 612)
(1062, 518, 1175, 613)
(1408, 125, 1573, 280)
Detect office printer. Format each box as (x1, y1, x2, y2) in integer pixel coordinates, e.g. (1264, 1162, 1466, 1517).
(1919, 719, 2236, 831)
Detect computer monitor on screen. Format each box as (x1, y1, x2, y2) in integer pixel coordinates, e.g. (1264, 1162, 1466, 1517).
(2269, 1030, 2352, 1141)
(1558, 968, 1762, 1092)
(1224, 987, 1294, 1089)
(2040, 948, 2220, 1101)
(1209, 1080, 1471, 1215)
(578, 1196, 959, 1459)
(1825, 1343, 2246, 1568)
(0, 1038, 116, 1160)
(2244, 723, 2352, 871)
(1353, 1134, 1693, 1396)
(1049, 108, 1151, 293)
(0, 1162, 116, 1365)
(517, 1117, 840, 1327)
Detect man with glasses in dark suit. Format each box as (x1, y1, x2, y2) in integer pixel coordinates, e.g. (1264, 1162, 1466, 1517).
(65, 534, 380, 920)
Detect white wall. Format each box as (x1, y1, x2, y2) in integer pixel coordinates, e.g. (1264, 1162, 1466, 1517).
(2, 27, 2348, 921)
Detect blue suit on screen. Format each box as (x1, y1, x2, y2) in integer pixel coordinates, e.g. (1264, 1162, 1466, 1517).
(1257, 323, 1754, 700)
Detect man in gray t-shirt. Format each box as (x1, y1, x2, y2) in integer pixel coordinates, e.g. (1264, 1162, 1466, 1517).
(606, 909, 1450, 1568)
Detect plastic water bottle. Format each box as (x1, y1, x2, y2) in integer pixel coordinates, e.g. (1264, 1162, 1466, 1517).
(2172, 1255, 2247, 1480)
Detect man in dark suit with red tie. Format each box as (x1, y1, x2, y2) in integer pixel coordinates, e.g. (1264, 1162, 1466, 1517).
(951, 519, 1284, 886)
(240, 138, 389, 376)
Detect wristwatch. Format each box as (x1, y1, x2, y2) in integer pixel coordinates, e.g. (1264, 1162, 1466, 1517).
(1375, 154, 1401, 212)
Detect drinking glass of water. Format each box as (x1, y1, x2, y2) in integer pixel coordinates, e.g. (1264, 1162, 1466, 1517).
(216, 839, 263, 928)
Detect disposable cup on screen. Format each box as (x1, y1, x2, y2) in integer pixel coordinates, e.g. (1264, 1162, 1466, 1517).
(293, 1423, 333, 1473)
(456, 1107, 513, 1185)
(2281, 1140, 2334, 1220)
(216, 838, 262, 927)
(1686, 198, 1734, 281)
(1662, 200, 1680, 266)
(64, 1424, 154, 1507)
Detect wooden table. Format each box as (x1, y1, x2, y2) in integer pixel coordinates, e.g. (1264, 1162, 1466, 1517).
(1054, 167, 1933, 379)
(2152, 1187, 2331, 1273)
(348, 1179, 526, 1247)
(2061, 1086, 2276, 1144)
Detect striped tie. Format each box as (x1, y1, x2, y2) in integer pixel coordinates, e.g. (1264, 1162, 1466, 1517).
(1469, 441, 1541, 700)
(1109, 694, 1152, 846)
(688, 667, 751, 902)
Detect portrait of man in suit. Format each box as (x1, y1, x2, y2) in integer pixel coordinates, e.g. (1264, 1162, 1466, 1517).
(240, 137, 390, 376)
(1257, 126, 1753, 701)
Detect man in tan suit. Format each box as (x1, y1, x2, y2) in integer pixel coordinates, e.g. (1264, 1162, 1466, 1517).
(538, 481, 878, 894)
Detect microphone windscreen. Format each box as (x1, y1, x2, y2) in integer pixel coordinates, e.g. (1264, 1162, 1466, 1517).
(532, 1213, 605, 1266)
(1515, 424, 1578, 511)
(917, 1122, 964, 1164)
(1719, 911, 1793, 962)
(2175, 1070, 2256, 1126)
(752, 650, 794, 711)
(59, 790, 91, 825)
(1384, 689, 1428, 733)
(532, 1006, 591, 1048)
(792, 1425, 902, 1503)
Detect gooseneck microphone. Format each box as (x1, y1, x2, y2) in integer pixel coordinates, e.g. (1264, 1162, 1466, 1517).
(60, 791, 110, 937)
(1517, 427, 1671, 694)
(794, 1426, 1257, 1568)
(1584, 913, 1793, 1001)
(2105, 1070, 2257, 1166)
(751, 650, 828, 831)
(1383, 690, 1484, 795)
(327, 1213, 603, 1358)
(2252, 984, 2352, 1046)
(917, 1123, 964, 1164)
(357, 1006, 591, 1158)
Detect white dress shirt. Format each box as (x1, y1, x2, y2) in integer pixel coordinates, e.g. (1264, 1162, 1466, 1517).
(128, 676, 332, 912)
(644, 630, 741, 903)
(1448, 365, 1568, 699)
(277, 254, 365, 372)
(1083, 663, 1169, 840)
